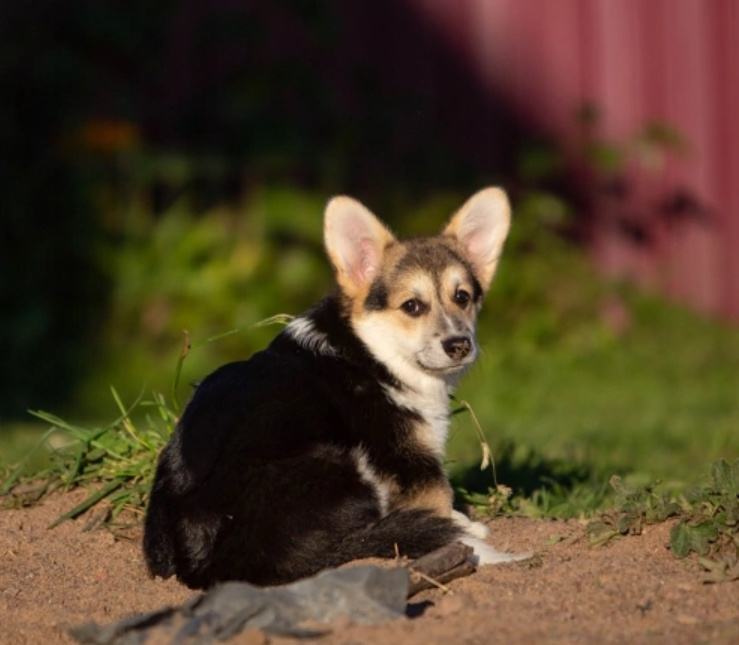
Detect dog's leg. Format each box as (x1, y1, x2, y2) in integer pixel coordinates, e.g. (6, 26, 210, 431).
(459, 535, 532, 566)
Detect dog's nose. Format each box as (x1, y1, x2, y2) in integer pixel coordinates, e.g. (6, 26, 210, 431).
(442, 336, 472, 360)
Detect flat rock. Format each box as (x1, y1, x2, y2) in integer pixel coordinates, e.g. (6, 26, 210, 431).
(69, 565, 410, 644)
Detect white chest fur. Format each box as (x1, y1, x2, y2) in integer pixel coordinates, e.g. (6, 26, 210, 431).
(384, 378, 451, 457)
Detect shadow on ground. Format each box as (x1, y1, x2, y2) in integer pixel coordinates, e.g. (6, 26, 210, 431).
(450, 441, 613, 516)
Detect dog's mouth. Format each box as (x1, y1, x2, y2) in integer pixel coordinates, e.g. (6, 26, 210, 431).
(417, 337, 477, 374)
(416, 359, 473, 375)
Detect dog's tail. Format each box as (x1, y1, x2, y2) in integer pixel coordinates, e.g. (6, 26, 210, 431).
(329, 508, 463, 564)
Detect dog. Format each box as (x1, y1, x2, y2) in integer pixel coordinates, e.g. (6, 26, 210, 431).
(143, 187, 524, 589)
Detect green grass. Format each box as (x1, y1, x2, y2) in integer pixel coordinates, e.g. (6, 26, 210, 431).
(0, 391, 174, 526)
(448, 292, 739, 501)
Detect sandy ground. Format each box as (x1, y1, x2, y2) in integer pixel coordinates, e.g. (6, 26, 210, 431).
(1, 490, 738, 645)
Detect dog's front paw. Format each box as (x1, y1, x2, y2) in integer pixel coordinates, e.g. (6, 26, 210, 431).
(458, 535, 533, 567)
(451, 509, 490, 539)
(466, 520, 491, 540)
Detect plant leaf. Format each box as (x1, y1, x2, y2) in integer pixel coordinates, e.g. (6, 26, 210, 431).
(670, 521, 719, 559)
(609, 475, 637, 499)
(711, 459, 739, 496)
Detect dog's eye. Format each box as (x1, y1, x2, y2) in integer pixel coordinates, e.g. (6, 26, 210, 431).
(401, 298, 425, 317)
(454, 289, 471, 306)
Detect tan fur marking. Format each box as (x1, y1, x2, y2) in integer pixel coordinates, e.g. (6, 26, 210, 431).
(394, 480, 454, 517)
(348, 241, 404, 318)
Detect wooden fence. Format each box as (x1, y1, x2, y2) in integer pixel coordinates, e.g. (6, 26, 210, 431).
(406, 0, 739, 321)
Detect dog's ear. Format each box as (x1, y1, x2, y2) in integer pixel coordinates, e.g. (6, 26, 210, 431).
(444, 187, 511, 292)
(324, 196, 395, 296)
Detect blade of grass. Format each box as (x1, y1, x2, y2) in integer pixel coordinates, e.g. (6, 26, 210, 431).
(451, 396, 498, 486)
(48, 478, 125, 528)
(110, 387, 149, 450)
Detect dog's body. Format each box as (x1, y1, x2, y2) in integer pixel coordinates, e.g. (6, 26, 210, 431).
(144, 188, 521, 589)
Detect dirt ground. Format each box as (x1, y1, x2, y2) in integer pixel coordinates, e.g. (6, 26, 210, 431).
(1, 490, 737, 645)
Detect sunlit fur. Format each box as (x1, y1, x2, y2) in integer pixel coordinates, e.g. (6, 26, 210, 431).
(285, 316, 338, 357)
(143, 187, 526, 589)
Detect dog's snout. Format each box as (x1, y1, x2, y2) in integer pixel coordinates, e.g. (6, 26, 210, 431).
(442, 336, 472, 360)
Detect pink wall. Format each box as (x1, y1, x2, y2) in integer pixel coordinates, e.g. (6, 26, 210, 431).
(406, 0, 739, 321)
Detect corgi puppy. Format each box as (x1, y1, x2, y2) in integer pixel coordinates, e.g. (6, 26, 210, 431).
(143, 187, 524, 589)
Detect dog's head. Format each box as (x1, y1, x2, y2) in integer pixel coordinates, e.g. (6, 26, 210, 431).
(324, 188, 511, 387)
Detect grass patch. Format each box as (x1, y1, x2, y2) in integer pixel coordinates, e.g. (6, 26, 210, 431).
(452, 439, 613, 521)
(586, 459, 739, 582)
(448, 291, 739, 492)
(1, 390, 174, 527)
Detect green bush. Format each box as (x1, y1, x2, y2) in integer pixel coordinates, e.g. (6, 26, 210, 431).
(71, 186, 333, 418)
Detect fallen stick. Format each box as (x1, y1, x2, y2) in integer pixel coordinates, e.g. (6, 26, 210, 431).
(406, 541, 476, 597)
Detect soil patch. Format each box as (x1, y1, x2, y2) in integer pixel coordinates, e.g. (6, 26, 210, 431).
(1, 491, 737, 645)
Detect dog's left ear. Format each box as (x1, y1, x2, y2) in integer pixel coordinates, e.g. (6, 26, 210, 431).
(444, 187, 511, 292)
(324, 196, 396, 297)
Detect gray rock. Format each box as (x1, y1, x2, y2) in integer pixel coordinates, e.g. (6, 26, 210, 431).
(70, 565, 410, 645)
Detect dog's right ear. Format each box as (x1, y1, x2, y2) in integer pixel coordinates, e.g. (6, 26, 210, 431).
(324, 196, 395, 297)
(443, 187, 511, 293)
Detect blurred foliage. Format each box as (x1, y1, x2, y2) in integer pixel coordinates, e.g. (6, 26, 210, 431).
(75, 179, 334, 416)
(63, 121, 591, 418)
(0, 0, 716, 435)
(0, 0, 181, 417)
(575, 101, 690, 176)
(0, 0, 525, 418)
